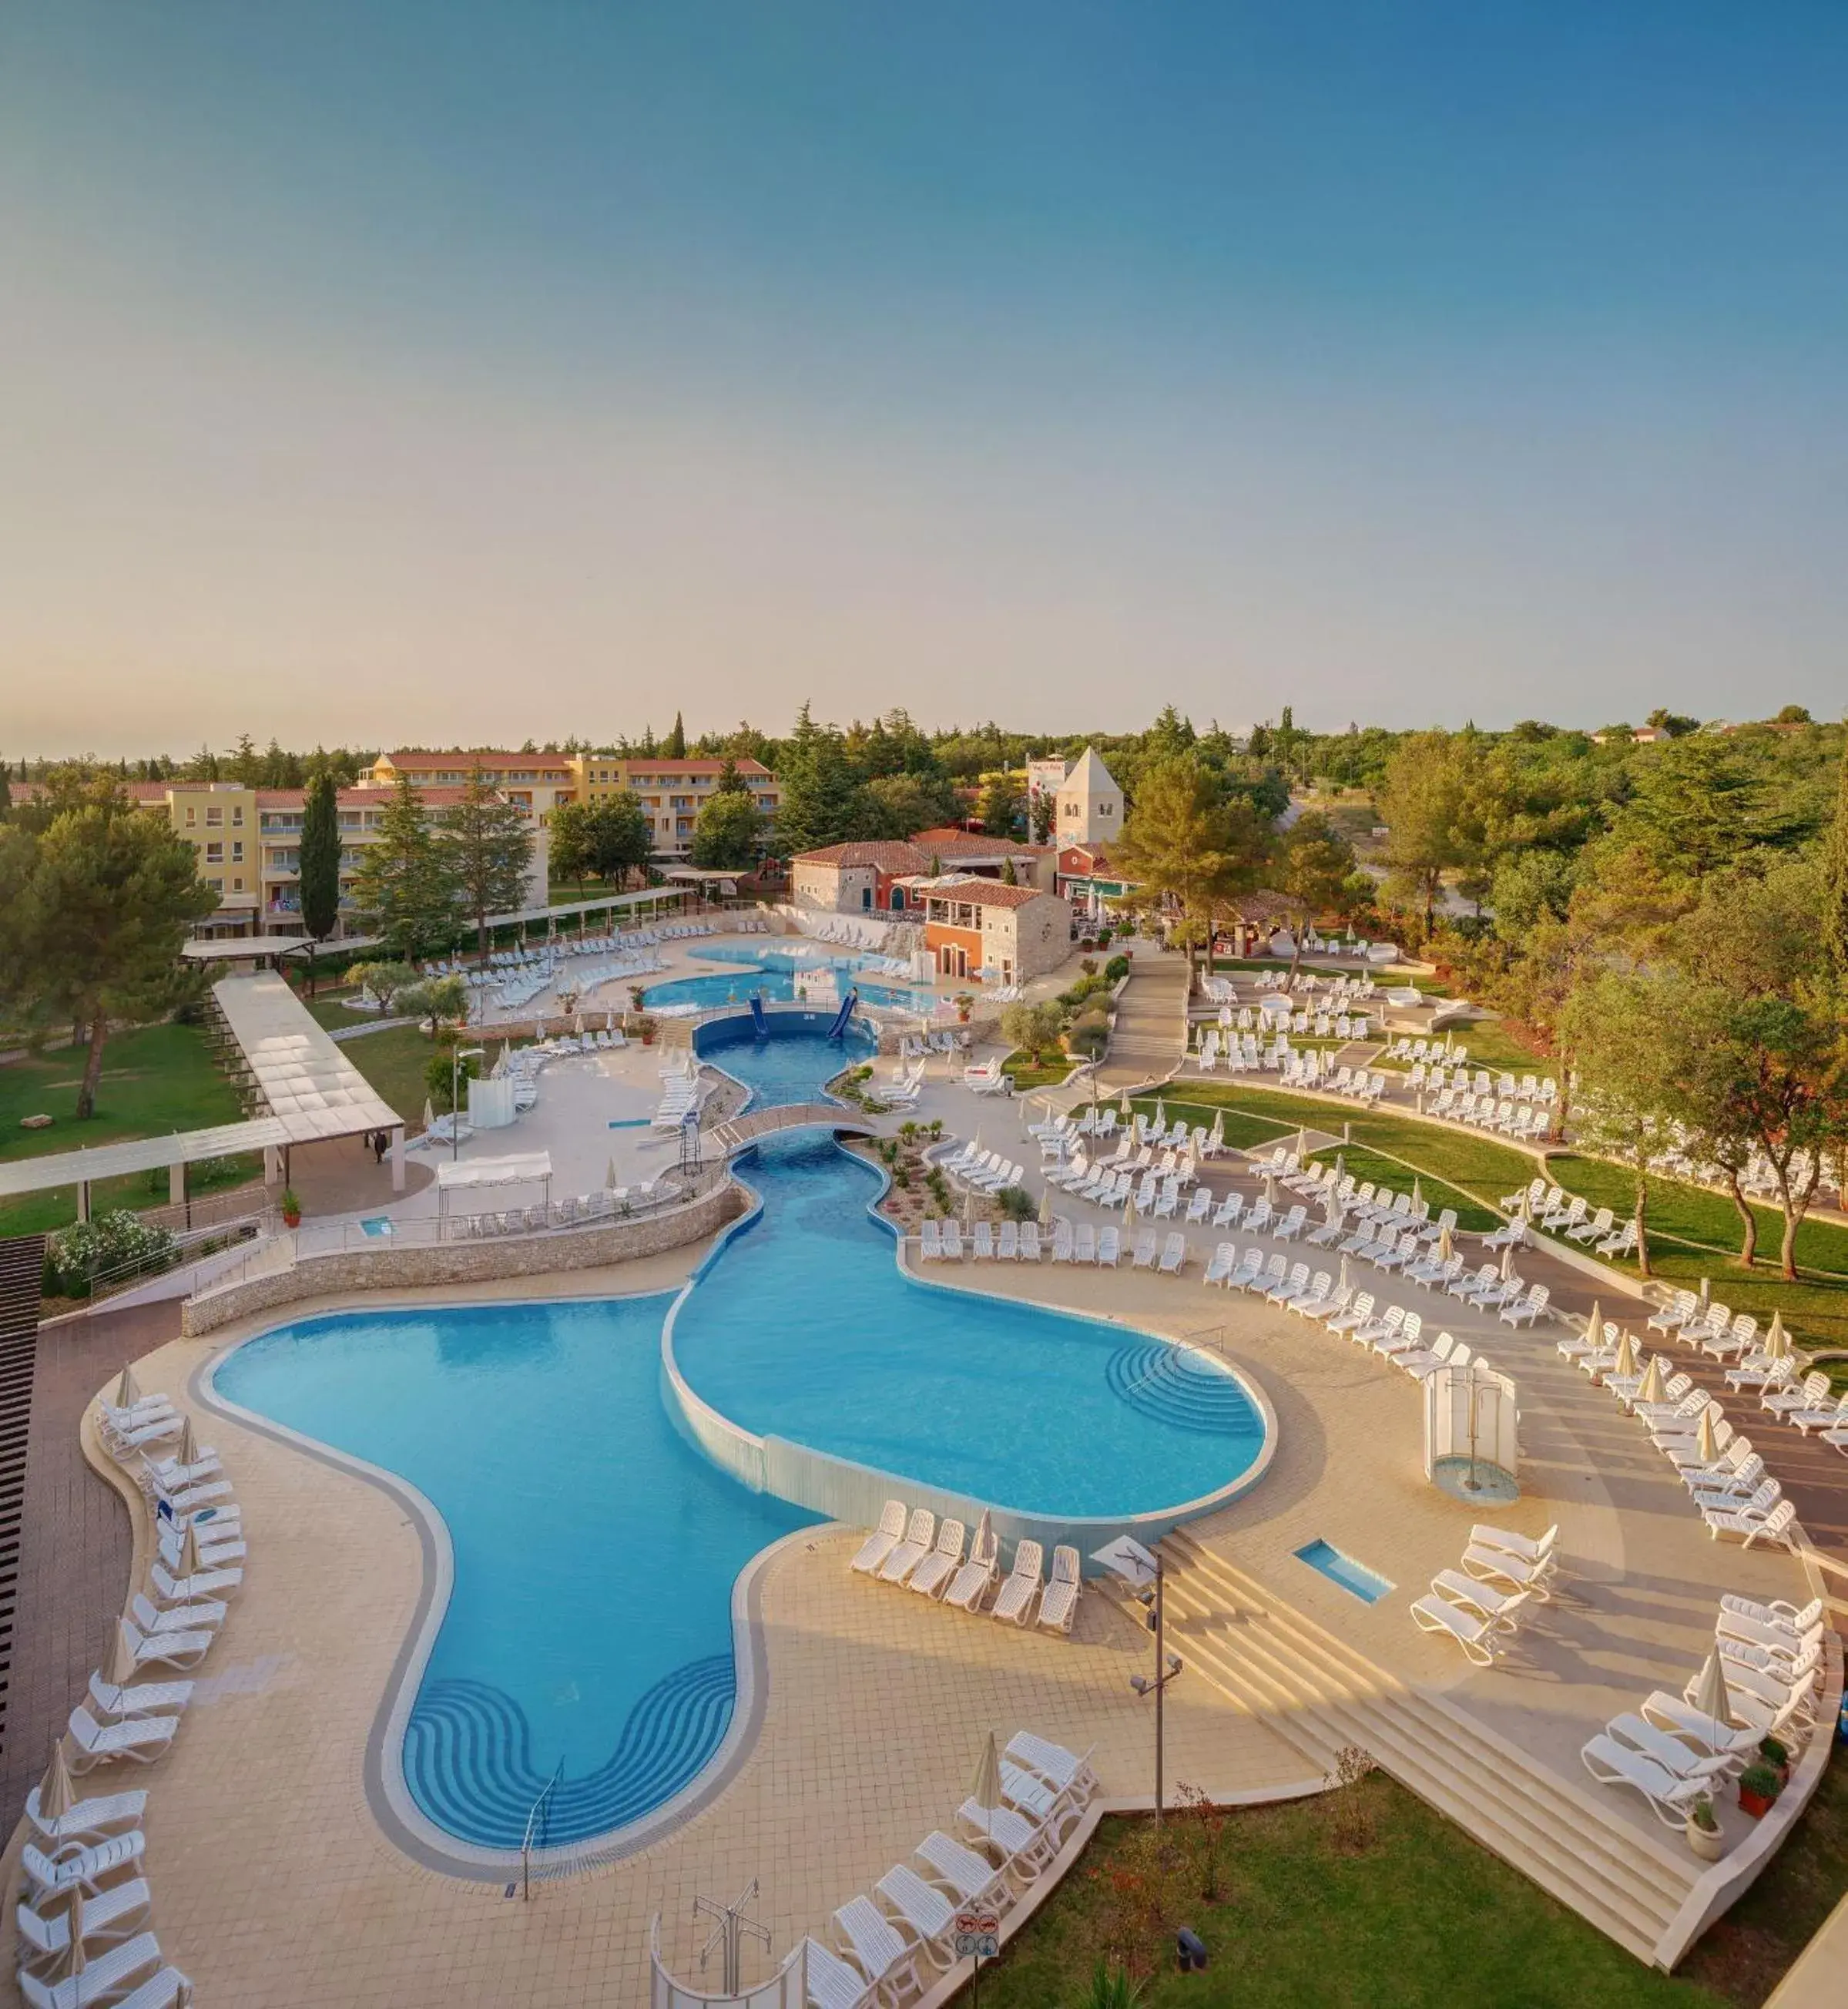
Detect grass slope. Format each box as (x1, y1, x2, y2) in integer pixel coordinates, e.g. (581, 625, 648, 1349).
(974, 1775, 1734, 2009)
(0, 1022, 250, 1236)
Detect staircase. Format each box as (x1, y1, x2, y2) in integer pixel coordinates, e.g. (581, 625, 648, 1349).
(1161, 1530, 1696, 1963)
(0, 1236, 45, 1766)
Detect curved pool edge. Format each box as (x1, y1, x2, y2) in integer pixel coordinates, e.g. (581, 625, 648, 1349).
(660, 1132, 1280, 1568)
(190, 1298, 830, 1883)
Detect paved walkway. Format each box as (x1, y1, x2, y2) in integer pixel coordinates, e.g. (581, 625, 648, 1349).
(0, 1298, 161, 1833)
(1095, 951, 1190, 1091)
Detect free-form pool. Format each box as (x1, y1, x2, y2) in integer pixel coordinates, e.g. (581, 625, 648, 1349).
(211, 1021, 1269, 1859)
(644, 960, 934, 1014)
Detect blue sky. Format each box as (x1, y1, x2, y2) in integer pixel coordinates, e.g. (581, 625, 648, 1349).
(2, 3, 1843, 753)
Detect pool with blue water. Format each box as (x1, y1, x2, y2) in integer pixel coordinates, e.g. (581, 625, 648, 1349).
(210, 1018, 1270, 1857)
(644, 944, 936, 1015)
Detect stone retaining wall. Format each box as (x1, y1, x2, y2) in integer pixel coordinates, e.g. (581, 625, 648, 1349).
(179, 1179, 744, 1337)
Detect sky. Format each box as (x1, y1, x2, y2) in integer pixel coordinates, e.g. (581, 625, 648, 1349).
(2, 2, 1845, 756)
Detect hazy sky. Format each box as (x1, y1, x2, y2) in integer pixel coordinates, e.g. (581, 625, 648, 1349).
(3, 2, 1844, 756)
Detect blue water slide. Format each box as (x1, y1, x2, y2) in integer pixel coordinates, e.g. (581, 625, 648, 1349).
(827, 990, 859, 1040)
(749, 993, 768, 1038)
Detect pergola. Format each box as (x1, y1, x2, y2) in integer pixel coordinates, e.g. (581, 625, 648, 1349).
(0, 1119, 292, 1223)
(213, 974, 407, 1189)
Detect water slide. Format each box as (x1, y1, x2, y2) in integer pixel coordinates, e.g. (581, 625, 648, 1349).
(750, 993, 769, 1038)
(827, 990, 859, 1041)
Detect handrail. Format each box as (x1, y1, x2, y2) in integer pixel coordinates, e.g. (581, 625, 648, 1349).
(521, 1762, 563, 1899)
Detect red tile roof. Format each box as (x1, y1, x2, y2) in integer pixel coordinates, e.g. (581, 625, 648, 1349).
(380, 750, 574, 772)
(924, 878, 1051, 911)
(911, 827, 1048, 856)
(793, 841, 933, 871)
(613, 757, 771, 776)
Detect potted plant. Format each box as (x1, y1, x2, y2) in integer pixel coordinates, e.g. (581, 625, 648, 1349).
(1685, 1792, 1723, 1861)
(629, 983, 648, 1014)
(954, 993, 974, 1024)
(1737, 1761, 1783, 1819)
(1759, 1736, 1792, 1787)
(635, 1014, 659, 1048)
(280, 1187, 302, 1229)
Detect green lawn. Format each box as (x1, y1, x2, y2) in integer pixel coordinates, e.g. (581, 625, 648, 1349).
(335, 1024, 443, 1122)
(1003, 1051, 1080, 1091)
(972, 1753, 1848, 2007)
(0, 1022, 250, 1236)
(1373, 1015, 1551, 1078)
(1544, 1155, 1848, 1358)
(1140, 1084, 1538, 1215)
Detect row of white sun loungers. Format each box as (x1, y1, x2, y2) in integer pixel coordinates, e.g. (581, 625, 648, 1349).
(1583, 1595, 1827, 1828)
(919, 1219, 1041, 1262)
(937, 1145, 1025, 1199)
(40, 1380, 228, 2006)
(448, 1182, 673, 1237)
(1411, 1524, 1555, 1666)
(801, 1731, 1098, 2006)
(1558, 1320, 1803, 1548)
(851, 1504, 1084, 1634)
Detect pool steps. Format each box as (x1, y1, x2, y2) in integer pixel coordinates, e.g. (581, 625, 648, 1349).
(1104, 1342, 1263, 1436)
(402, 1656, 735, 1850)
(1159, 1531, 1697, 1965)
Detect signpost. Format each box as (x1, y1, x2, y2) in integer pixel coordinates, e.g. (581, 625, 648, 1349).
(954, 1907, 1001, 2002)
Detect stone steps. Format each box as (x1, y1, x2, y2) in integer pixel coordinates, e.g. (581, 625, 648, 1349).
(1162, 1531, 1695, 1964)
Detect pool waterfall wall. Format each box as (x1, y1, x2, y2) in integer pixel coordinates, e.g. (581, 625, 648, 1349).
(662, 1031, 1278, 1568)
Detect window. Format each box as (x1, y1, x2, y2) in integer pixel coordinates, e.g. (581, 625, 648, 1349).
(233, 877, 244, 891)
(206, 806, 223, 827)
(205, 841, 223, 862)
(232, 806, 244, 826)
(231, 841, 243, 861)
(207, 877, 223, 891)
(184, 805, 196, 824)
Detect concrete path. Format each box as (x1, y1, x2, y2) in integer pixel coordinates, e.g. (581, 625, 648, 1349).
(1095, 951, 1190, 1092)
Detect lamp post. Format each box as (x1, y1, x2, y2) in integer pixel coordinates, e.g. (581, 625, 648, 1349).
(1092, 1535, 1183, 1825)
(450, 1045, 485, 1162)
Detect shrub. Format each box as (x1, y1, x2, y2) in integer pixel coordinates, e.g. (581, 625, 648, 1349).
(998, 1184, 1036, 1222)
(44, 1210, 177, 1296)
(1104, 954, 1130, 982)
(425, 1048, 481, 1112)
(1066, 1018, 1110, 1061)
(1001, 999, 1067, 1063)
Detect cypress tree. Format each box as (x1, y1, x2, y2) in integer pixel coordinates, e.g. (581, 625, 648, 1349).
(298, 770, 344, 994)
(1823, 737, 1848, 978)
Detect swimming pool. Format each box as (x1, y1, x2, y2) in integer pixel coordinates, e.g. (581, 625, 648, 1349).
(213, 1297, 819, 1852)
(643, 958, 934, 1015)
(209, 1021, 1270, 1862)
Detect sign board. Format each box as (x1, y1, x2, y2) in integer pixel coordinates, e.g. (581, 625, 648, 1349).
(1090, 1534, 1159, 1587)
(953, 1909, 1001, 1961)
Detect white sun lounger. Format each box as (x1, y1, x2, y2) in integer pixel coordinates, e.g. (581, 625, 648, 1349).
(954, 1799, 1054, 1879)
(908, 1519, 968, 1600)
(830, 1894, 926, 2005)
(877, 1509, 937, 1585)
(1037, 1546, 1082, 1635)
(115, 1618, 212, 1672)
(1581, 1733, 1705, 1829)
(917, 1829, 1011, 1905)
(874, 1864, 957, 1971)
(21, 1829, 146, 1900)
(991, 1541, 1043, 1625)
(1006, 1732, 1098, 1803)
(14, 1875, 151, 1967)
(1410, 1591, 1506, 1665)
(944, 1525, 999, 1612)
(851, 1501, 909, 1575)
(17, 1932, 163, 2009)
(88, 1672, 193, 1721)
(25, 1784, 146, 1846)
(64, 1704, 178, 1770)
(799, 1937, 876, 2009)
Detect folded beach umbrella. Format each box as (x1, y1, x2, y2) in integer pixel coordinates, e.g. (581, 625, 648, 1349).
(176, 1416, 200, 1467)
(1635, 1354, 1667, 1407)
(1763, 1313, 1789, 1361)
(968, 1731, 1004, 1844)
(1689, 1650, 1732, 1748)
(112, 1366, 140, 1410)
(1611, 1330, 1638, 1381)
(38, 1738, 75, 1828)
(1437, 1222, 1454, 1263)
(1501, 1241, 1518, 1281)
(1695, 1404, 1720, 1467)
(1038, 1186, 1054, 1227)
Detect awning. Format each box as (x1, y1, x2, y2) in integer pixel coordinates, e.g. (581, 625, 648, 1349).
(435, 1152, 554, 1192)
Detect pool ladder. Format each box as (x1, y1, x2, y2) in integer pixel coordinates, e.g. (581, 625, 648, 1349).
(521, 1762, 564, 1900)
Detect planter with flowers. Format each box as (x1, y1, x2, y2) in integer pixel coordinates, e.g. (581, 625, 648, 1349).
(1737, 1762, 1784, 1820)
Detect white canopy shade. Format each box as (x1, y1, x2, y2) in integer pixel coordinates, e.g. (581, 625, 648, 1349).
(436, 1152, 554, 1192)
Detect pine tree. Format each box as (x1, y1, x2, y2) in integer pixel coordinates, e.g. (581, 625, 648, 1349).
(774, 703, 860, 855)
(441, 765, 535, 957)
(3, 783, 217, 1119)
(350, 774, 457, 960)
(665, 711, 687, 758)
(297, 770, 344, 993)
